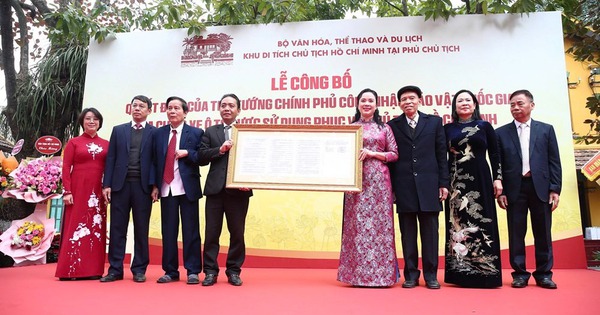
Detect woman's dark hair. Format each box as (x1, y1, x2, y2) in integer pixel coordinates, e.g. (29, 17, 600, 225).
(352, 88, 384, 127)
(220, 93, 241, 109)
(78, 107, 104, 131)
(131, 95, 153, 111)
(166, 96, 189, 113)
(451, 89, 481, 122)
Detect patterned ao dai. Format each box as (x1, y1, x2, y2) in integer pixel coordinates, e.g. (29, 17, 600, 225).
(337, 119, 399, 287)
(444, 120, 502, 288)
(55, 133, 109, 279)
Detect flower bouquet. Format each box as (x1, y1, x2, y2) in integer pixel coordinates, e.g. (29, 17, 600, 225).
(0, 209, 55, 266)
(3, 156, 63, 203)
(0, 151, 19, 194)
(11, 221, 45, 250)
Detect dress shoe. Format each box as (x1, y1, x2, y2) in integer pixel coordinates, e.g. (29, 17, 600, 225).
(187, 274, 200, 285)
(100, 274, 123, 282)
(511, 278, 528, 288)
(536, 278, 557, 289)
(227, 274, 243, 286)
(425, 280, 441, 289)
(402, 280, 419, 288)
(156, 275, 179, 283)
(202, 274, 218, 286)
(133, 274, 146, 283)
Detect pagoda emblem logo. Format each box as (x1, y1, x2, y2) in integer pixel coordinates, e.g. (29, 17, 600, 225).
(181, 33, 234, 67)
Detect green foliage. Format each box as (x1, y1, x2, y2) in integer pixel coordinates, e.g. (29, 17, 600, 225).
(577, 95, 600, 145)
(1, 0, 599, 152)
(418, 0, 455, 20)
(204, 0, 353, 25)
(47, 0, 207, 46)
(593, 250, 600, 261)
(13, 43, 88, 155)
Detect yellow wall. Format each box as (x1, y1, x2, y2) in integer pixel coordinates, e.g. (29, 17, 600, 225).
(565, 36, 600, 227)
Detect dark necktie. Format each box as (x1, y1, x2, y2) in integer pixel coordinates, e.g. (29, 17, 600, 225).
(163, 130, 177, 184)
(409, 119, 416, 137)
(224, 125, 231, 141)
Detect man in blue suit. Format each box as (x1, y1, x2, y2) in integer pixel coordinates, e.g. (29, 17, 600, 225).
(387, 85, 449, 289)
(151, 96, 204, 285)
(496, 89, 561, 289)
(101, 95, 155, 283)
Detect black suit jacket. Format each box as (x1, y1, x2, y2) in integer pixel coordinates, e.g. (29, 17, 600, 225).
(387, 111, 449, 212)
(496, 119, 562, 203)
(198, 124, 252, 198)
(103, 122, 155, 194)
(151, 123, 204, 201)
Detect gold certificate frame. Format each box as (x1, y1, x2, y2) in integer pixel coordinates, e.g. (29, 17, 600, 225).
(226, 124, 363, 192)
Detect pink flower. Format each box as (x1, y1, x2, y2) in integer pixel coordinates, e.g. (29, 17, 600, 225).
(6, 157, 63, 201)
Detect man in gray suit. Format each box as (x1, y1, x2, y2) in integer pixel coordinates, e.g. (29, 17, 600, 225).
(199, 93, 252, 287)
(387, 85, 449, 289)
(496, 89, 561, 289)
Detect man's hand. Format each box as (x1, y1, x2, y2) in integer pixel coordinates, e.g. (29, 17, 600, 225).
(497, 195, 508, 210)
(103, 187, 111, 203)
(439, 187, 448, 201)
(151, 186, 159, 202)
(220, 140, 233, 154)
(549, 192, 560, 211)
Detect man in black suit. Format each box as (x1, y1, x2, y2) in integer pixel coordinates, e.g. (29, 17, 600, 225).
(387, 85, 449, 289)
(496, 89, 561, 289)
(151, 96, 204, 285)
(199, 93, 252, 287)
(100, 95, 155, 283)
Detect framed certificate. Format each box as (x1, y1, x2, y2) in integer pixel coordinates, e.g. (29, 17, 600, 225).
(226, 124, 363, 192)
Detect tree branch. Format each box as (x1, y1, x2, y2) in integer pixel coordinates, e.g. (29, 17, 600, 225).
(11, 0, 29, 74)
(31, 0, 56, 28)
(0, 0, 18, 125)
(384, 0, 407, 16)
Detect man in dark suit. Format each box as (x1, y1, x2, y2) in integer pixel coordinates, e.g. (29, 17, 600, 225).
(387, 85, 449, 289)
(198, 94, 252, 287)
(496, 89, 561, 289)
(151, 96, 204, 285)
(100, 95, 155, 283)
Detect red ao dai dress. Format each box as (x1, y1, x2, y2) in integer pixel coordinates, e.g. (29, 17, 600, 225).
(55, 133, 109, 279)
(337, 120, 399, 287)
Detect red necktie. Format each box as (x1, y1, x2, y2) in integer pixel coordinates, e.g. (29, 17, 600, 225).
(163, 130, 177, 184)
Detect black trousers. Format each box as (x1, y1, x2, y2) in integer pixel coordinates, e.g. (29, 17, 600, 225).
(397, 211, 440, 282)
(160, 194, 201, 277)
(506, 177, 554, 281)
(106, 180, 152, 276)
(203, 190, 250, 276)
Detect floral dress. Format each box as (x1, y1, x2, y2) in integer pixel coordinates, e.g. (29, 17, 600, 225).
(55, 133, 109, 279)
(444, 120, 502, 288)
(337, 120, 399, 287)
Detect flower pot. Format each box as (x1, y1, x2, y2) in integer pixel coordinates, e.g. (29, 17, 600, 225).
(584, 239, 600, 268)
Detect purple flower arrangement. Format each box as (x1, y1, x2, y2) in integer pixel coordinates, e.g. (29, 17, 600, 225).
(7, 157, 63, 201)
